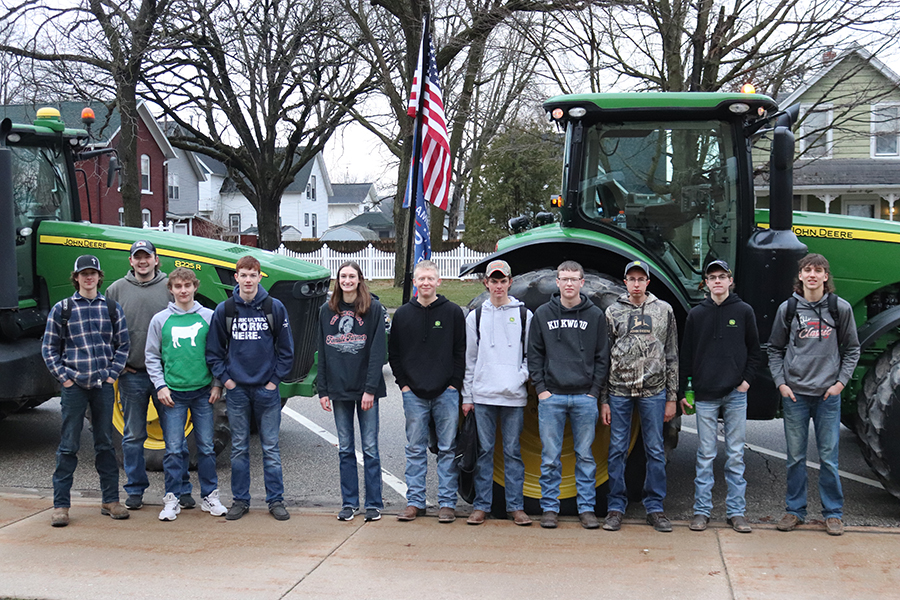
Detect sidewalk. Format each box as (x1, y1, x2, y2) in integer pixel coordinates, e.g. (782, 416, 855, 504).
(1, 491, 898, 600)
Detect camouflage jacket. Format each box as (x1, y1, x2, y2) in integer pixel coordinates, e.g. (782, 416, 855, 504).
(603, 292, 678, 404)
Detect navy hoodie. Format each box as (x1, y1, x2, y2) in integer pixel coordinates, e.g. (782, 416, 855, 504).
(206, 284, 294, 387)
(678, 293, 761, 402)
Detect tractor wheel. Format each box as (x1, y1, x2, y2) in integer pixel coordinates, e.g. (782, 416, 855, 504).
(856, 340, 900, 499)
(467, 268, 642, 516)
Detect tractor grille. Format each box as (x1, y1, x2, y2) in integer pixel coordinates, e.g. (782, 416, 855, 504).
(268, 278, 330, 382)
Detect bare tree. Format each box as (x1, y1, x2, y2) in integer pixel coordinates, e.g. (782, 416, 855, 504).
(142, 0, 374, 250)
(0, 0, 173, 227)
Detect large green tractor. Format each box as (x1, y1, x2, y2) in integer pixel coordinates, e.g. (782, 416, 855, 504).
(462, 92, 900, 513)
(1, 108, 330, 468)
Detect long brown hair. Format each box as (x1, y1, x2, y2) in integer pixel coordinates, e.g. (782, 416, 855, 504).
(328, 261, 372, 316)
(793, 253, 836, 295)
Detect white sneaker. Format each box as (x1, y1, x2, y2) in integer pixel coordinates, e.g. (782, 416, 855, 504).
(159, 492, 181, 521)
(201, 489, 227, 517)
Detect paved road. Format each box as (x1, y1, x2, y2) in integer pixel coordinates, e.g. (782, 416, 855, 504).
(1, 365, 898, 526)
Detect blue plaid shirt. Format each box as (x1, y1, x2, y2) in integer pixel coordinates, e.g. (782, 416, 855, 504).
(41, 292, 130, 389)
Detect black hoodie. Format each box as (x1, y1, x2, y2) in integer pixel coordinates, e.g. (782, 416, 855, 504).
(528, 292, 609, 398)
(677, 293, 761, 402)
(389, 294, 465, 399)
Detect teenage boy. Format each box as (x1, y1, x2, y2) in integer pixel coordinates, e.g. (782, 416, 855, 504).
(768, 253, 859, 536)
(389, 260, 466, 523)
(146, 267, 227, 521)
(528, 260, 609, 530)
(106, 240, 190, 510)
(41, 255, 130, 527)
(206, 255, 294, 521)
(462, 260, 533, 526)
(602, 260, 678, 533)
(678, 260, 761, 533)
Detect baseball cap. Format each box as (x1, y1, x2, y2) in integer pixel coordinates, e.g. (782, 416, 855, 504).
(485, 259, 512, 278)
(74, 255, 101, 273)
(704, 259, 732, 277)
(130, 240, 156, 256)
(624, 260, 650, 278)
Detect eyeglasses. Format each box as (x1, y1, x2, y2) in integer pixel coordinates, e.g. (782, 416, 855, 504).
(705, 274, 731, 282)
(557, 277, 583, 284)
(625, 277, 647, 283)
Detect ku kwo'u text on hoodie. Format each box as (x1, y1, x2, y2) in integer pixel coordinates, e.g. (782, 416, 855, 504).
(677, 293, 761, 402)
(388, 295, 465, 400)
(604, 292, 678, 403)
(317, 299, 387, 401)
(463, 296, 533, 407)
(767, 292, 860, 397)
(145, 301, 218, 392)
(527, 292, 609, 399)
(205, 284, 294, 388)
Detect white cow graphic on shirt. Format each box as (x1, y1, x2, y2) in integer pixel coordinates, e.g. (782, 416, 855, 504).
(171, 322, 204, 348)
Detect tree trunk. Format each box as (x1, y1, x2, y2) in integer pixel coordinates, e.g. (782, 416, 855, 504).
(256, 191, 283, 250)
(117, 86, 143, 227)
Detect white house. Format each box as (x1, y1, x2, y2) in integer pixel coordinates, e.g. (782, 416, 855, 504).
(328, 183, 379, 226)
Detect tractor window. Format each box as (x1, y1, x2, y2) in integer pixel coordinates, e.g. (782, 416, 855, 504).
(579, 121, 738, 298)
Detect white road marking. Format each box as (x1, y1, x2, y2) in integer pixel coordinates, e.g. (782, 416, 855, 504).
(681, 425, 884, 489)
(282, 405, 408, 497)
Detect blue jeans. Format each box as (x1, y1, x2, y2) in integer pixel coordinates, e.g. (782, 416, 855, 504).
(607, 392, 667, 514)
(402, 388, 459, 509)
(53, 382, 119, 507)
(693, 389, 747, 518)
(782, 393, 843, 519)
(473, 404, 525, 513)
(162, 387, 218, 498)
(538, 394, 599, 514)
(119, 370, 190, 497)
(227, 385, 284, 505)
(333, 399, 383, 510)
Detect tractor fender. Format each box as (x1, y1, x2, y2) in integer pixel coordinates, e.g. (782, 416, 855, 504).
(857, 305, 900, 353)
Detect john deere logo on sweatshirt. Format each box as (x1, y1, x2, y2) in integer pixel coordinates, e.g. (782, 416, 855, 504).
(434, 320, 442, 328)
(628, 314, 653, 334)
(727, 319, 737, 327)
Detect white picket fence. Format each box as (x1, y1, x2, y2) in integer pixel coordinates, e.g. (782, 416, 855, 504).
(274, 243, 490, 280)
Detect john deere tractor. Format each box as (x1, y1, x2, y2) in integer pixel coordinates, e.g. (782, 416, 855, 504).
(462, 92, 900, 513)
(1, 108, 330, 468)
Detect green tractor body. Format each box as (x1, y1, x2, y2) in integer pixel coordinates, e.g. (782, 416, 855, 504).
(463, 92, 900, 510)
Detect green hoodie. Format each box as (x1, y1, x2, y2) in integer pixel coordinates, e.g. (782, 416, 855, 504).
(146, 301, 216, 392)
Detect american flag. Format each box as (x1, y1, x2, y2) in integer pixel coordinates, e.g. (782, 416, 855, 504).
(406, 23, 451, 211)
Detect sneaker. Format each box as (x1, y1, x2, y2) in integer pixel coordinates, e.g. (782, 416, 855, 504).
(125, 494, 143, 510)
(158, 493, 181, 521)
(100, 502, 130, 520)
(269, 501, 290, 521)
(579, 511, 600, 529)
(647, 512, 672, 532)
(510, 510, 532, 526)
(728, 515, 752, 533)
(825, 517, 844, 536)
(689, 514, 709, 532)
(337, 507, 356, 521)
(397, 505, 423, 521)
(438, 507, 456, 523)
(603, 511, 623, 531)
(467, 509, 486, 525)
(540, 511, 558, 529)
(226, 500, 250, 521)
(179, 494, 196, 509)
(201, 490, 227, 517)
(51, 507, 69, 527)
(364, 508, 382, 522)
(776, 513, 802, 532)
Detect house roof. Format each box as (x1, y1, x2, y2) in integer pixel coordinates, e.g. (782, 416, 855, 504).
(780, 45, 900, 107)
(320, 225, 380, 241)
(240, 224, 304, 236)
(755, 158, 900, 191)
(342, 210, 394, 231)
(330, 183, 376, 204)
(196, 152, 331, 197)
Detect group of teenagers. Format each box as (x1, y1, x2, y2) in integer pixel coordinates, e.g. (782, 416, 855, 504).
(41, 240, 860, 537)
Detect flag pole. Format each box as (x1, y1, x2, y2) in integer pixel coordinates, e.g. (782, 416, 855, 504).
(402, 14, 430, 305)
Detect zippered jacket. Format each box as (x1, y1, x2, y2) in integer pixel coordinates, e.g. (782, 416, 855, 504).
(317, 298, 387, 401)
(146, 301, 217, 392)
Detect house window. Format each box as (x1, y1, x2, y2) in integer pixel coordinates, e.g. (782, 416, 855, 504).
(141, 155, 151, 193)
(799, 104, 833, 159)
(174, 222, 188, 235)
(312, 213, 317, 237)
(307, 175, 317, 201)
(872, 104, 900, 157)
(304, 213, 309, 227)
(844, 199, 879, 219)
(168, 173, 180, 201)
(142, 209, 152, 228)
(229, 213, 241, 234)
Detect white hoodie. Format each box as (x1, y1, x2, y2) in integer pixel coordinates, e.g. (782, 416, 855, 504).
(463, 296, 532, 407)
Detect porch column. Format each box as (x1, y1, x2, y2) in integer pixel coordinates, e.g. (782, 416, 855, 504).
(882, 193, 898, 221)
(816, 193, 837, 214)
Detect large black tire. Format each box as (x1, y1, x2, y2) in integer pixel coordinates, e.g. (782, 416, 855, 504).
(467, 268, 643, 516)
(856, 340, 900, 499)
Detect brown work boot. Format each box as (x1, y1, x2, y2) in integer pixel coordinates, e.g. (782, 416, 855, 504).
(579, 511, 600, 529)
(825, 517, 844, 536)
(397, 505, 423, 521)
(510, 510, 532, 526)
(467, 509, 486, 525)
(776, 513, 802, 531)
(728, 515, 752, 533)
(100, 502, 130, 520)
(689, 514, 709, 531)
(51, 507, 69, 527)
(438, 507, 456, 523)
(540, 511, 558, 529)
(603, 510, 623, 531)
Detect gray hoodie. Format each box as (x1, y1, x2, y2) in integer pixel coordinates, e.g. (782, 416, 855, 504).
(105, 270, 171, 370)
(463, 296, 532, 407)
(767, 292, 860, 396)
